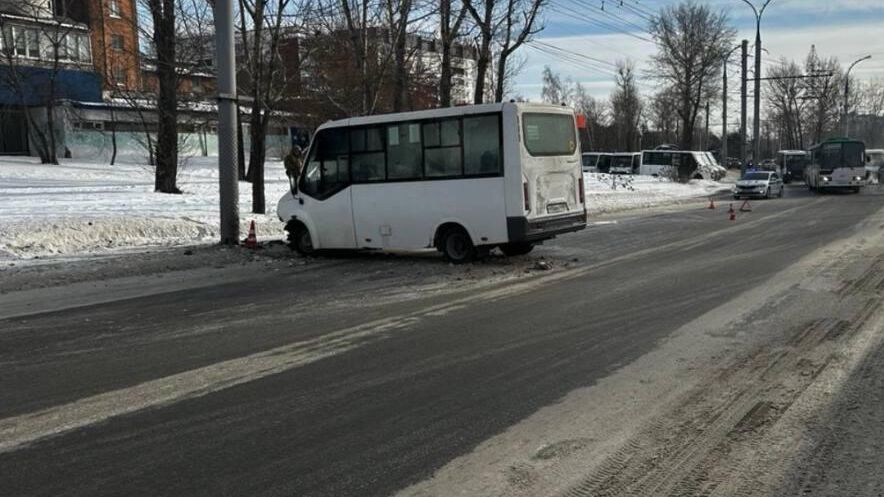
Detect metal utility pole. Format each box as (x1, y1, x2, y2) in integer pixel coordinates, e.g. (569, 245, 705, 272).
(212, 0, 240, 245)
(722, 44, 743, 167)
(742, 0, 773, 163)
(843, 55, 872, 137)
(704, 101, 710, 149)
(741, 39, 749, 170)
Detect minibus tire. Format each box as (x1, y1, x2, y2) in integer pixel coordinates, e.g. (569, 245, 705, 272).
(286, 221, 315, 256)
(440, 226, 476, 264)
(499, 242, 534, 257)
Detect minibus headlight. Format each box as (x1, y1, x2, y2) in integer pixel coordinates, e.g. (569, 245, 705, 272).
(822, 176, 830, 182)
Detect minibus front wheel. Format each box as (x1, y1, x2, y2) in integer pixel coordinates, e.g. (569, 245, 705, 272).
(285, 220, 316, 256)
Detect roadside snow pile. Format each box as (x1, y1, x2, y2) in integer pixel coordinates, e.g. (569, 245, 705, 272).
(584, 173, 732, 214)
(0, 156, 289, 260)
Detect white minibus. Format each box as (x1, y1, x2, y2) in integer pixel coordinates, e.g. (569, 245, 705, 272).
(277, 103, 587, 263)
(609, 153, 640, 174)
(639, 150, 724, 180)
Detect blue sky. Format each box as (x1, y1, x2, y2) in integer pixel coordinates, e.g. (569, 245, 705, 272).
(515, 0, 884, 100)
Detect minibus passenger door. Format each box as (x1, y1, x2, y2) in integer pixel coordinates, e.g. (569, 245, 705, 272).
(299, 129, 357, 249)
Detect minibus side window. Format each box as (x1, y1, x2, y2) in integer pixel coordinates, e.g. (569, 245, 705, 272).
(424, 118, 462, 178)
(351, 127, 385, 182)
(463, 115, 501, 176)
(388, 123, 423, 179)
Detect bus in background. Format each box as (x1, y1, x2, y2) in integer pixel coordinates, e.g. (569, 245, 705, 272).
(277, 102, 587, 263)
(639, 150, 725, 181)
(609, 152, 640, 174)
(805, 138, 866, 192)
(582, 152, 600, 172)
(776, 150, 809, 184)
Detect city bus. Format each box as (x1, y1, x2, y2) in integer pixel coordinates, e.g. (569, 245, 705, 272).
(277, 102, 587, 263)
(805, 138, 866, 192)
(776, 150, 808, 183)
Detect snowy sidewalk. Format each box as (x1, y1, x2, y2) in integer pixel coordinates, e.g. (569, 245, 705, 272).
(0, 157, 731, 261)
(583, 172, 733, 214)
(0, 156, 289, 260)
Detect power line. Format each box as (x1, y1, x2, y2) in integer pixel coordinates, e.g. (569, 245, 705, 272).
(533, 40, 618, 68)
(549, 2, 653, 43)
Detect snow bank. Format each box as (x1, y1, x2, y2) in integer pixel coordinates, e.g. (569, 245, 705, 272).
(0, 156, 289, 260)
(0, 157, 730, 261)
(584, 173, 732, 214)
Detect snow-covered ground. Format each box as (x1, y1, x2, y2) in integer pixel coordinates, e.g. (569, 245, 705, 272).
(0, 156, 290, 260)
(583, 172, 733, 214)
(0, 157, 731, 261)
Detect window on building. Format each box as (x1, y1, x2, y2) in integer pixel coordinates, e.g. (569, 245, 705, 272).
(111, 34, 124, 51)
(78, 34, 92, 62)
(109, 0, 121, 18)
(191, 77, 203, 93)
(26, 29, 39, 58)
(113, 66, 127, 86)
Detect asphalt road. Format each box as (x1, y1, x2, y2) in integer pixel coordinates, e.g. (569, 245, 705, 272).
(1, 185, 883, 497)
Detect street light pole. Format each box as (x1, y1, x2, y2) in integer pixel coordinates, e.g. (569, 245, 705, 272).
(741, 0, 773, 163)
(212, 0, 240, 245)
(843, 55, 872, 137)
(722, 43, 744, 169)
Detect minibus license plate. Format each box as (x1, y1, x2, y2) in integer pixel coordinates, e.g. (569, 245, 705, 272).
(547, 203, 567, 214)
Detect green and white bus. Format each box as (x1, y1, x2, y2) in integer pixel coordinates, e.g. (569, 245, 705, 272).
(805, 138, 866, 192)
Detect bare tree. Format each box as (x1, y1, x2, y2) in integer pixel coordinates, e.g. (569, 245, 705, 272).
(237, 0, 300, 213)
(463, 0, 495, 104)
(438, 0, 467, 106)
(386, 0, 413, 112)
(649, 1, 735, 150)
(540, 64, 569, 104)
(802, 46, 843, 144)
(648, 86, 679, 145)
(765, 59, 806, 149)
(493, 0, 543, 102)
(143, 0, 181, 193)
(610, 59, 642, 151)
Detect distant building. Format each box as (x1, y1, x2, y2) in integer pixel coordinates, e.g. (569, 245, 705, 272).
(0, 0, 151, 156)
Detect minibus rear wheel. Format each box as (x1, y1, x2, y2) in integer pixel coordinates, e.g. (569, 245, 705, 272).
(438, 225, 476, 264)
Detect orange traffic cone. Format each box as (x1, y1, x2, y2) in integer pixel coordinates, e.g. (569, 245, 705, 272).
(739, 199, 752, 212)
(728, 204, 736, 221)
(244, 220, 258, 248)
(707, 197, 716, 209)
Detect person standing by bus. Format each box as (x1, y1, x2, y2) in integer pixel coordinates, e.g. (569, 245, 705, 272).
(284, 145, 303, 191)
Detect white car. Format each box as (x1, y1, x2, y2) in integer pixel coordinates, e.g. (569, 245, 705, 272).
(734, 171, 784, 199)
